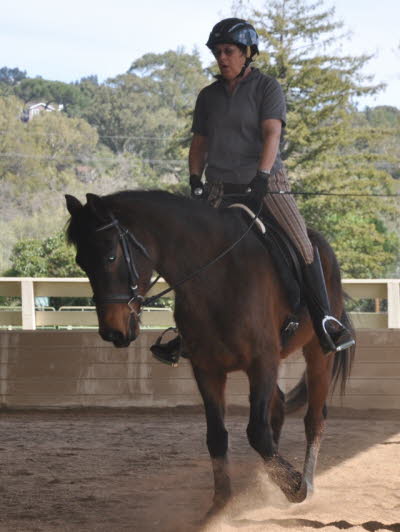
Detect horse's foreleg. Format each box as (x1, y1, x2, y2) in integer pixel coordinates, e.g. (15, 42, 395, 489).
(192, 366, 230, 512)
(246, 360, 302, 501)
(300, 342, 332, 498)
(270, 384, 285, 447)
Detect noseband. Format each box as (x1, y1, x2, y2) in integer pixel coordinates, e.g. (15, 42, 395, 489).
(94, 215, 150, 314)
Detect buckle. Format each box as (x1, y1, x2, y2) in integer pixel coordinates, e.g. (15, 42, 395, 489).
(283, 321, 299, 334)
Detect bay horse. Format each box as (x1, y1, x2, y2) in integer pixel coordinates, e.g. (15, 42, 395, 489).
(65, 190, 354, 515)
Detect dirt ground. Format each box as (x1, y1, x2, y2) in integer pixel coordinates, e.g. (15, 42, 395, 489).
(0, 407, 399, 532)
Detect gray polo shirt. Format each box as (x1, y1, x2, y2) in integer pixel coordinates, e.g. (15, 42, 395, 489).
(192, 68, 286, 185)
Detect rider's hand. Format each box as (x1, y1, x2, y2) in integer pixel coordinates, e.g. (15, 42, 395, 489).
(247, 170, 270, 203)
(190, 174, 204, 199)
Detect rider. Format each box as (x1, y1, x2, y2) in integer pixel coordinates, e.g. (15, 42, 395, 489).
(151, 18, 355, 365)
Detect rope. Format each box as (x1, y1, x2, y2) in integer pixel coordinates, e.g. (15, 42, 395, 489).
(268, 190, 400, 198)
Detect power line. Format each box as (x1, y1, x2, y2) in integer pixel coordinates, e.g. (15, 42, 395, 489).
(0, 130, 186, 141)
(0, 152, 186, 164)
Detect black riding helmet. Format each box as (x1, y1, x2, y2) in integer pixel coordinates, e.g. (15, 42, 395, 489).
(206, 18, 259, 57)
(206, 18, 259, 78)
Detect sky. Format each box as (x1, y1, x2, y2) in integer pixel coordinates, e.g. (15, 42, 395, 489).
(1, 0, 399, 109)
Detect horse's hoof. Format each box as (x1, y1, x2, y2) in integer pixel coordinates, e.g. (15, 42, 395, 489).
(287, 479, 313, 503)
(203, 497, 230, 522)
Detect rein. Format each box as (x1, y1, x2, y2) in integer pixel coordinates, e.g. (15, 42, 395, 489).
(94, 197, 263, 313)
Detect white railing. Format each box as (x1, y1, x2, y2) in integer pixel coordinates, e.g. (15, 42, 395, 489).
(0, 277, 174, 329)
(0, 277, 399, 330)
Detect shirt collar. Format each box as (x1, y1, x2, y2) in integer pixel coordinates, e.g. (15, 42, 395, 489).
(215, 67, 260, 86)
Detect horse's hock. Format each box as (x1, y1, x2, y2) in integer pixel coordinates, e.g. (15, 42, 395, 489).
(0, 329, 399, 410)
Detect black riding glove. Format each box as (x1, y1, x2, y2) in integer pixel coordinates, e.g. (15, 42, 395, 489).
(190, 174, 204, 199)
(248, 170, 270, 203)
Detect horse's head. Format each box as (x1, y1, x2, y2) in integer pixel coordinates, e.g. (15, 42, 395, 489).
(65, 193, 153, 347)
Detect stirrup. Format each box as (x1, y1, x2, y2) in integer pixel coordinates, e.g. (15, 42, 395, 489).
(150, 328, 181, 367)
(322, 316, 355, 353)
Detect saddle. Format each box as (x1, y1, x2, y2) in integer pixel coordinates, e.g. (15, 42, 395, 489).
(224, 197, 305, 321)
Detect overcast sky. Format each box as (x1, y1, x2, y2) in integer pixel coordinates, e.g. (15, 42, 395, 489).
(1, 0, 399, 108)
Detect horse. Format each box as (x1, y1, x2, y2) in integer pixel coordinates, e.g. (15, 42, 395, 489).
(65, 189, 355, 516)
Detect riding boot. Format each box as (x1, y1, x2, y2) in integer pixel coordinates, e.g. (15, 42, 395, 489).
(302, 247, 355, 354)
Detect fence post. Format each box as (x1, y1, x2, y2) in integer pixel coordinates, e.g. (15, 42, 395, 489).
(387, 280, 400, 329)
(21, 279, 36, 330)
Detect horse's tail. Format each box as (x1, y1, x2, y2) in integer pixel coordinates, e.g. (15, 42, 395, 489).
(331, 307, 356, 395)
(285, 308, 356, 414)
(284, 372, 308, 414)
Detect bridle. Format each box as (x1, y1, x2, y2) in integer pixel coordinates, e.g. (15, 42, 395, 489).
(93, 197, 263, 317)
(94, 214, 150, 315)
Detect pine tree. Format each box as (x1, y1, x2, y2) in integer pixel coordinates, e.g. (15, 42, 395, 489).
(235, 0, 399, 277)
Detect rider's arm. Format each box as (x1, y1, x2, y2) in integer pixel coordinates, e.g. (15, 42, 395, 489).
(258, 118, 282, 172)
(189, 133, 208, 177)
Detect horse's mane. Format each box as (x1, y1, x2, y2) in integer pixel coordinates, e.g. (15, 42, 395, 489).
(66, 189, 236, 246)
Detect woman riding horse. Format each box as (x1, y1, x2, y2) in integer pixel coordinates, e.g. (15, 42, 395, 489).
(151, 18, 355, 366)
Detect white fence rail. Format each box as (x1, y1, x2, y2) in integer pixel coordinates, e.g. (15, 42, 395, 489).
(0, 277, 399, 330)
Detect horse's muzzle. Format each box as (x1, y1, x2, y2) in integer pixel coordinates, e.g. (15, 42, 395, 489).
(100, 328, 137, 348)
(97, 304, 140, 348)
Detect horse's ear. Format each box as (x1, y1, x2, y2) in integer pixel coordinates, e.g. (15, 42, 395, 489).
(86, 193, 110, 222)
(65, 194, 82, 216)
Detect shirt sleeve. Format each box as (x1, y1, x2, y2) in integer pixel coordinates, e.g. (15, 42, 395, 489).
(260, 77, 286, 127)
(191, 89, 208, 136)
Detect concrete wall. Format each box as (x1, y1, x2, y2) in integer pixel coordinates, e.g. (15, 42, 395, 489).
(0, 329, 399, 409)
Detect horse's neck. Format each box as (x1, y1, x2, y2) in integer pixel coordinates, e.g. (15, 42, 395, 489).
(131, 200, 225, 287)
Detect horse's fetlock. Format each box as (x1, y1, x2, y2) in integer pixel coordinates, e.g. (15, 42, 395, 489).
(246, 424, 275, 456)
(207, 428, 228, 457)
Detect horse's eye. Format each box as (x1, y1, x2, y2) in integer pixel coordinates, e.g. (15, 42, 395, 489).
(107, 256, 116, 263)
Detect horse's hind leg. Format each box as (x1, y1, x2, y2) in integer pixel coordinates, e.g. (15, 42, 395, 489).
(246, 359, 303, 501)
(192, 366, 231, 513)
(300, 340, 332, 497)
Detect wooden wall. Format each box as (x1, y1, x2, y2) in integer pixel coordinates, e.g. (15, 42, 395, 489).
(0, 329, 399, 409)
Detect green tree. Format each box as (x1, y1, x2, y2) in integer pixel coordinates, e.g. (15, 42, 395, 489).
(0, 92, 160, 273)
(14, 77, 89, 116)
(0, 66, 27, 86)
(362, 106, 400, 179)
(80, 50, 209, 187)
(235, 0, 399, 277)
(0, 94, 99, 205)
(5, 233, 82, 277)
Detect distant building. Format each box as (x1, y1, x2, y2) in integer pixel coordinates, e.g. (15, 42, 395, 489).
(21, 102, 64, 122)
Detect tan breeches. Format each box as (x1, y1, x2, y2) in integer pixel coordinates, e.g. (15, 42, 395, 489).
(263, 169, 314, 264)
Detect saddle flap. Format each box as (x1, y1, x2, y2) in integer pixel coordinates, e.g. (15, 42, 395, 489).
(228, 200, 303, 314)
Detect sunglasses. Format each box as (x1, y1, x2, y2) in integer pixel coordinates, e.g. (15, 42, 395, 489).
(212, 46, 240, 58)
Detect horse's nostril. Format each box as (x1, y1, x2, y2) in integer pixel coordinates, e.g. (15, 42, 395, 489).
(112, 330, 124, 343)
(100, 328, 133, 347)
(112, 330, 130, 347)
(101, 329, 121, 343)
